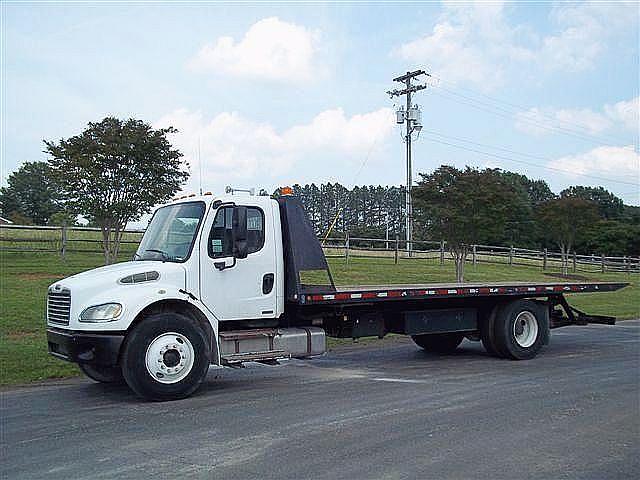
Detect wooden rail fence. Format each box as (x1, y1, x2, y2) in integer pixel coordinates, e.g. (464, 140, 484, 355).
(1, 224, 637, 273)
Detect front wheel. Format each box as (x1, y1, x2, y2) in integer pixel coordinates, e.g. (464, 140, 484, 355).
(79, 363, 124, 383)
(411, 332, 465, 353)
(121, 313, 211, 401)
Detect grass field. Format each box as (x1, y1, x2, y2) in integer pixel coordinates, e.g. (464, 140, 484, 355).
(1, 251, 637, 386)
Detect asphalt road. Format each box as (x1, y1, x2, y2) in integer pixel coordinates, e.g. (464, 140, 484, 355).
(2, 321, 639, 480)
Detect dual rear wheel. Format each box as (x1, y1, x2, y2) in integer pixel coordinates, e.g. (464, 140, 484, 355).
(411, 299, 549, 360)
(480, 299, 548, 359)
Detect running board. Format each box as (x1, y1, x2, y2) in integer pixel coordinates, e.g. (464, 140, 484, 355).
(221, 350, 287, 365)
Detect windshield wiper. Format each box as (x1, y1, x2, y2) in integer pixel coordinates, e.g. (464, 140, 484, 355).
(144, 249, 170, 262)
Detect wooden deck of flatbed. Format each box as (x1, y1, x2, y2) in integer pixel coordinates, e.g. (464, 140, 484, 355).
(298, 281, 629, 305)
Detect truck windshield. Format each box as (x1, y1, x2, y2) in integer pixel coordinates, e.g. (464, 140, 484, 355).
(135, 202, 206, 262)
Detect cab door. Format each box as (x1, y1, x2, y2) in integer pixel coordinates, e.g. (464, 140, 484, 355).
(199, 203, 277, 320)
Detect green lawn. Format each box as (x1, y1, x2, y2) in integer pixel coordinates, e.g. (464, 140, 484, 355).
(1, 251, 637, 386)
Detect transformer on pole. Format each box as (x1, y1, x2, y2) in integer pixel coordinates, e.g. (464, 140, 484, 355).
(387, 69, 429, 256)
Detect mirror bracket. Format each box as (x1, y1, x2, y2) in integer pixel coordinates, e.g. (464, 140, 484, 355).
(214, 258, 236, 271)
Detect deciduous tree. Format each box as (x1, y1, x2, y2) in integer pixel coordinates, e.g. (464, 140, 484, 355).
(536, 197, 599, 275)
(413, 166, 526, 282)
(44, 117, 188, 264)
(0, 161, 61, 225)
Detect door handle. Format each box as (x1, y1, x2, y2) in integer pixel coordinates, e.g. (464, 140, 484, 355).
(262, 273, 274, 294)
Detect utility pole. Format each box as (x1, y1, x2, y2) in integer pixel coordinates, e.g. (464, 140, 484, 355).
(387, 69, 428, 256)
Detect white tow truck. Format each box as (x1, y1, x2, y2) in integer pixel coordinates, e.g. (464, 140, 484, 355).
(46, 189, 627, 400)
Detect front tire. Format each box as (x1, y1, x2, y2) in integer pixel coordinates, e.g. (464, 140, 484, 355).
(79, 363, 124, 383)
(411, 332, 465, 353)
(121, 313, 210, 401)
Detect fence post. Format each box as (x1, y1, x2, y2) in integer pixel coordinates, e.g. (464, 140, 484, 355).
(394, 235, 399, 265)
(543, 248, 547, 271)
(472, 244, 477, 266)
(440, 240, 445, 265)
(624, 256, 629, 274)
(509, 245, 514, 266)
(60, 224, 67, 259)
(345, 232, 349, 265)
(572, 251, 577, 272)
(601, 253, 605, 273)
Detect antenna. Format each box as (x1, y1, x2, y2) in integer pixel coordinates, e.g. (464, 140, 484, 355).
(198, 136, 202, 196)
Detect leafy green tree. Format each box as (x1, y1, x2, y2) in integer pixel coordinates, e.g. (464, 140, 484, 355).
(0, 161, 61, 224)
(44, 117, 188, 264)
(560, 186, 624, 219)
(413, 166, 527, 282)
(536, 197, 599, 275)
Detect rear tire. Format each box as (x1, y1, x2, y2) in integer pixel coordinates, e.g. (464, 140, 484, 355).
(480, 305, 503, 358)
(411, 332, 464, 353)
(493, 299, 548, 360)
(121, 312, 211, 401)
(79, 363, 124, 383)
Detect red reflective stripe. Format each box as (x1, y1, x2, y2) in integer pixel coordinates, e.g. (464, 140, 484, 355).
(362, 292, 377, 299)
(334, 293, 350, 300)
(388, 290, 402, 297)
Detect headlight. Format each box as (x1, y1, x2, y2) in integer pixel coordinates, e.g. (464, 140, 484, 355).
(80, 303, 122, 322)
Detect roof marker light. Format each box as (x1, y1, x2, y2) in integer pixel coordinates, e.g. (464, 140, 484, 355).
(280, 186, 294, 196)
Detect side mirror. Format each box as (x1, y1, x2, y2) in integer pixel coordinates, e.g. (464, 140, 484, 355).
(232, 206, 248, 259)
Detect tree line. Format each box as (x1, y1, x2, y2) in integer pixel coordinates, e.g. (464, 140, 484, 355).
(286, 172, 638, 257)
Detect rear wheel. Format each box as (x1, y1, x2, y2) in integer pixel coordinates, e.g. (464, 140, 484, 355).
(411, 332, 465, 353)
(480, 306, 503, 358)
(493, 299, 548, 360)
(121, 313, 211, 401)
(79, 363, 124, 383)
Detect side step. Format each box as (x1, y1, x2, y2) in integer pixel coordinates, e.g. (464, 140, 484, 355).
(221, 350, 287, 365)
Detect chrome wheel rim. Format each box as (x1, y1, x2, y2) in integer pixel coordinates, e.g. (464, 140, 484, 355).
(145, 332, 195, 384)
(513, 311, 538, 348)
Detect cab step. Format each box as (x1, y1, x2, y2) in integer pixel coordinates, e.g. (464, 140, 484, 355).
(221, 350, 287, 365)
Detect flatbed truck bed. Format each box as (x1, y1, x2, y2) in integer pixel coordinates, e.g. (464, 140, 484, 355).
(300, 281, 627, 304)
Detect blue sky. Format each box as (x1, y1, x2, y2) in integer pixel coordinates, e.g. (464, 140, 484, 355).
(2, 1, 639, 206)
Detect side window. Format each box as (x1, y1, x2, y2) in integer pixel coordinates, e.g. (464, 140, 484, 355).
(208, 206, 265, 258)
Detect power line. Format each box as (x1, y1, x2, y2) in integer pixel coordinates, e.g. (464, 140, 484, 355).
(422, 132, 639, 187)
(432, 85, 636, 147)
(430, 75, 637, 145)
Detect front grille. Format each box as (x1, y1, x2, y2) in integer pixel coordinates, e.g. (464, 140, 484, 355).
(48, 288, 71, 325)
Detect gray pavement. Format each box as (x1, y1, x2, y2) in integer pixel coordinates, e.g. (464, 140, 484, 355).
(2, 320, 639, 479)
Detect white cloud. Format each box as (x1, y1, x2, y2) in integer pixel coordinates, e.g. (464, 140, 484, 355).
(154, 107, 395, 191)
(188, 17, 321, 83)
(396, 1, 637, 90)
(551, 145, 639, 181)
(515, 96, 639, 137)
(604, 97, 640, 131)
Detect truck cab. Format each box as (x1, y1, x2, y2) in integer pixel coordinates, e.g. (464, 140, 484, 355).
(47, 192, 324, 400)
